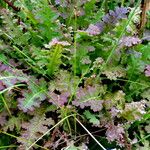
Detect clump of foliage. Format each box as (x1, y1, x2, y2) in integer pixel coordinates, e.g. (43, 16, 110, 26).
(0, 0, 150, 149)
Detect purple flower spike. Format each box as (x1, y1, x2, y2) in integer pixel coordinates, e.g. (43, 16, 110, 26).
(103, 7, 128, 25)
(120, 36, 141, 47)
(115, 7, 128, 19)
(86, 7, 128, 35)
(86, 24, 101, 35)
(95, 22, 105, 32)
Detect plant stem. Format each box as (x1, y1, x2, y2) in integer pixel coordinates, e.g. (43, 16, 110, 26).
(0, 145, 17, 149)
(73, 8, 77, 76)
(121, 0, 125, 6)
(76, 118, 106, 150)
(0, 95, 12, 116)
(0, 130, 48, 150)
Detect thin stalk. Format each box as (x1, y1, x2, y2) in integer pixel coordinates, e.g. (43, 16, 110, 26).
(0, 84, 25, 95)
(0, 145, 17, 149)
(104, 0, 108, 13)
(0, 95, 12, 117)
(66, 117, 72, 136)
(67, 5, 75, 26)
(74, 114, 77, 139)
(136, 134, 150, 143)
(73, 8, 77, 76)
(63, 108, 72, 136)
(0, 76, 27, 81)
(67, 64, 92, 104)
(0, 131, 48, 150)
(100, 0, 107, 10)
(76, 118, 106, 150)
(99, 77, 148, 87)
(121, 0, 125, 6)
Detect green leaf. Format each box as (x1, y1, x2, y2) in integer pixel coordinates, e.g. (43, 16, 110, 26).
(18, 78, 47, 112)
(3, 116, 21, 132)
(141, 88, 150, 100)
(84, 110, 99, 125)
(47, 45, 63, 76)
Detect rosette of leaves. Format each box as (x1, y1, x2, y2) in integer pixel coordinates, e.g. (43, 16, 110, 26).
(49, 70, 80, 95)
(107, 99, 147, 122)
(18, 114, 54, 149)
(17, 78, 47, 112)
(72, 85, 105, 112)
(0, 0, 61, 73)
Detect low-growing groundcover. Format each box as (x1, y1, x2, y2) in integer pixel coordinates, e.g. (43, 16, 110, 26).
(0, 0, 150, 149)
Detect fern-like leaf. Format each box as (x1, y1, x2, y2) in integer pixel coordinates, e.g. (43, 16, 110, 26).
(17, 78, 47, 112)
(47, 44, 63, 76)
(84, 110, 100, 126)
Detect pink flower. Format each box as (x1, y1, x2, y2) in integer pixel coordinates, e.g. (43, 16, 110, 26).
(44, 38, 70, 48)
(145, 65, 150, 77)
